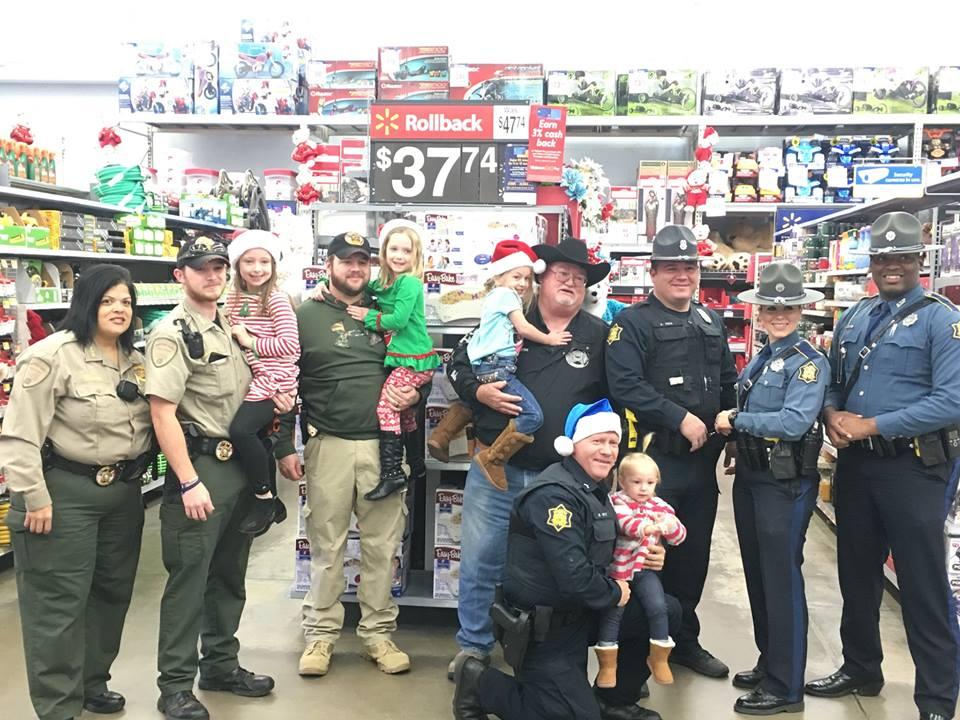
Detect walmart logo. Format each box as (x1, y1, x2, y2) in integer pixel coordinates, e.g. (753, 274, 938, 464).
(374, 108, 400, 136)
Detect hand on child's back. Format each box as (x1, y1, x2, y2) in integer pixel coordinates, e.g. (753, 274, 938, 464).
(546, 330, 572, 346)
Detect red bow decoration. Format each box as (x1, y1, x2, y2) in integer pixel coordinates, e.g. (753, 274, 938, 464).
(296, 182, 321, 204)
(586, 245, 603, 265)
(98, 127, 122, 148)
(291, 142, 319, 164)
(600, 201, 615, 222)
(11, 124, 34, 145)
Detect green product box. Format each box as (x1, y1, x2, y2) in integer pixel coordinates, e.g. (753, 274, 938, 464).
(933, 66, 960, 113)
(546, 70, 617, 116)
(0, 224, 25, 246)
(853, 67, 929, 114)
(35, 287, 59, 304)
(617, 70, 699, 115)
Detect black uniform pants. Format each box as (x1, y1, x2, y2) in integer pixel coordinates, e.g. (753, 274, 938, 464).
(733, 466, 817, 702)
(647, 434, 724, 652)
(835, 447, 960, 717)
(478, 594, 681, 719)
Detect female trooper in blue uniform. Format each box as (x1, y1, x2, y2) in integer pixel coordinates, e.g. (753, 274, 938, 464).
(0, 264, 155, 720)
(805, 211, 960, 720)
(714, 262, 828, 715)
(453, 399, 677, 720)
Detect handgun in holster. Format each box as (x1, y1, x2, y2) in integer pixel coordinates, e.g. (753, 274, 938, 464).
(489, 584, 532, 671)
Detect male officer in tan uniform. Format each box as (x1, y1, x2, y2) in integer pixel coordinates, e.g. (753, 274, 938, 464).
(146, 237, 291, 720)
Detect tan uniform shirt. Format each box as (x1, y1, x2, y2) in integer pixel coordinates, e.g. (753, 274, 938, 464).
(0, 331, 153, 510)
(144, 302, 252, 437)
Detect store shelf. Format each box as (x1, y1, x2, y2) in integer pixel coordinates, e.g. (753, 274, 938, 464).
(310, 202, 569, 215)
(719, 202, 854, 215)
(816, 497, 837, 527)
(803, 282, 830, 289)
(22, 297, 181, 311)
(0, 246, 176, 264)
(289, 569, 458, 609)
(609, 245, 654, 256)
(426, 458, 471, 473)
(824, 300, 858, 308)
(803, 309, 835, 318)
(610, 285, 651, 296)
(125, 113, 370, 133)
(825, 268, 869, 277)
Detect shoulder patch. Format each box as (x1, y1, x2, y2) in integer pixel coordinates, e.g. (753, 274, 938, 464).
(797, 361, 820, 384)
(546, 503, 573, 533)
(20, 357, 52, 388)
(607, 323, 623, 345)
(149, 337, 179, 368)
(926, 291, 960, 311)
(952, 320, 960, 340)
(795, 340, 819, 360)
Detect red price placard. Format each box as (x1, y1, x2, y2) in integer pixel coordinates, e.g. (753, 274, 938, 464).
(527, 105, 567, 183)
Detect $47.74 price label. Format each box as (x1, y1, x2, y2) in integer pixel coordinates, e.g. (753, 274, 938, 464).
(370, 142, 502, 204)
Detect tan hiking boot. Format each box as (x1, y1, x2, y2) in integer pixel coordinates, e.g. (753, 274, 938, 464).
(475, 420, 534, 491)
(299, 640, 334, 676)
(363, 639, 411, 674)
(594, 646, 619, 688)
(427, 402, 473, 463)
(648, 638, 675, 684)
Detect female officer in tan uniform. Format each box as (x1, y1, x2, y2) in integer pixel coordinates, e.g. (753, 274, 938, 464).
(0, 264, 155, 720)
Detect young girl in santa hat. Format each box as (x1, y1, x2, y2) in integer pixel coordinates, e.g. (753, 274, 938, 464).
(225, 229, 300, 535)
(466, 239, 571, 490)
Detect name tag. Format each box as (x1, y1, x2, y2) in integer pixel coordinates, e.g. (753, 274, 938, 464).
(669, 376, 684, 386)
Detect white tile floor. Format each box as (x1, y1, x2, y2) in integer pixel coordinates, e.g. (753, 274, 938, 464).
(0, 474, 929, 719)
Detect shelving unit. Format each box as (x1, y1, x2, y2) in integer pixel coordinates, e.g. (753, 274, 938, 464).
(23, 297, 181, 311)
(0, 246, 176, 264)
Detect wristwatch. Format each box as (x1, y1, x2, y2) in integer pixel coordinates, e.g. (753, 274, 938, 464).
(728, 410, 739, 429)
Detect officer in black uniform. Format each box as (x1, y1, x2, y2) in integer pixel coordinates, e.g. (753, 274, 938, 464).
(606, 224, 738, 678)
(453, 400, 678, 720)
(714, 262, 829, 715)
(805, 212, 960, 720)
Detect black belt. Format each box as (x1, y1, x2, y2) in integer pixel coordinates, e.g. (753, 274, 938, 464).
(546, 608, 585, 629)
(852, 436, 914, 457)
(186, 435, 235, 462)
(44, 446, 156, 487)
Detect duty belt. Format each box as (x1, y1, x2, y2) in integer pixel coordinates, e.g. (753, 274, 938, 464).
(186, 435, 235, 462)
(853, 436, 913, 457)
(850, 426, 960, 467)
(43, 444, 157, 487)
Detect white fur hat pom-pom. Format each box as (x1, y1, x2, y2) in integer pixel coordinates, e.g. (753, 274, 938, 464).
(554, 436, 575, 457)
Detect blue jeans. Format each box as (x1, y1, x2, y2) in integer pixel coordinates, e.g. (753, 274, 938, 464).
(472, 357, 543, 436)
(597, 570, 669, 645)
(457, 460, 540, 653)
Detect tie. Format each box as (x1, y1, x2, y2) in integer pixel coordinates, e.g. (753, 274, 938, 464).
(865, 303, 890, 342)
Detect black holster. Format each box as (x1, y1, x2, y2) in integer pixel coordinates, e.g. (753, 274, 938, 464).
(799, 426, 823, 476)
(490, 585, 532, 671)
(942, 426, 960, 461)
(769, 441, 798, 481)
(735, 434, 769, 472)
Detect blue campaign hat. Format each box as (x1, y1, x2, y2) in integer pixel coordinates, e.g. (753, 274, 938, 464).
(554, 398, 622, 457)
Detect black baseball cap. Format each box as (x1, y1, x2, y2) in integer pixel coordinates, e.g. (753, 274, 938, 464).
(177, 236, 230, 268)
(328, 231, 372, 259)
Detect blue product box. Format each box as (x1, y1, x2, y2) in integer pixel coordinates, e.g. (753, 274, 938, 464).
(220, 42, 296, 81)
(122, 43, 192, 78)
(219, 77, 301, 115)
(119, 76, 194, 114)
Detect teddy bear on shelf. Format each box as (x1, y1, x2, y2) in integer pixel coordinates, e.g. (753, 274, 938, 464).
(693, 223, 716, 257)
(684, 126, 719, 226)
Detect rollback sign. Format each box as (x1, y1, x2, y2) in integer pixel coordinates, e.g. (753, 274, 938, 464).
(369, 101, 530, 204)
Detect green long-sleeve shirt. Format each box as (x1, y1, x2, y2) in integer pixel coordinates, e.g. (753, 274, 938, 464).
(365, 274, 440, 372)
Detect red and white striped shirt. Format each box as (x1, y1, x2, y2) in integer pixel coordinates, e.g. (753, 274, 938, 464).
(224, 290, 300, 402)
(608, 490, 687, 581)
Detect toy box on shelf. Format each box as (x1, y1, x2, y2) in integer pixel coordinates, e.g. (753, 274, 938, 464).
(118, 42, 194, 114)
(433, 545, 461, 600)
(449, 63, 544, 103)
(703, 69, 778, 115)
(923, 128, 958, 176)
(192, 41, 219, 114)
(933, 66, 960, 113)
(379, 46, 450, 83)
(602, 186, 641, 246)
(378, 82, 449, 101)
(638, 161, 668, 240)
(219, 42, 300, 114)
(306, 60, 377, 116)
(778, 68, 854, 115)
(617, 69, 699, 115)
(435, 487, 465, 546)
(853, 67, 929, 114)
(546, 71, 617, 116)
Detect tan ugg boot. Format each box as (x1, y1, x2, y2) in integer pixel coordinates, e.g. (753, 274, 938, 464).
(427, 402, 473, 463)
(475, 420, 534, 491)
(594, 646, 619, 688)
(647, 637, 675, 684)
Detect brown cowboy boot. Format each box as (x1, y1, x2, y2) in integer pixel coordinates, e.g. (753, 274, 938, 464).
(594, 646, 619, 688)
(475, 420, 534, 491)
(427, 402, 474, 463)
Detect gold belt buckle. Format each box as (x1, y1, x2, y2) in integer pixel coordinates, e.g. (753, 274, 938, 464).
(306, 423, 318, 438)
(95, 466, 117, 486)
(215, 440, 234, 461)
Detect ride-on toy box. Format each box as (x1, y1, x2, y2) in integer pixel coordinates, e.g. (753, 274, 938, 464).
(378, 82, 449, 101)
(119, 42, 194, 114)
(308, 88, 375, 115)
(220, 78, 299, 114)
(853, 67, 929, 113)
(449, 64, 544, 103)
(546, 71, 617, 116)
(306, 60, 377, 89)
(220, 42, 296, 80)
(617, 70, 699, 115)
(778, 68, 854, 115)
(192, 41, 219, 115)
(378, 46, 450, 83)
(933, 67, 960, 113)
(703, 69, 778, 115)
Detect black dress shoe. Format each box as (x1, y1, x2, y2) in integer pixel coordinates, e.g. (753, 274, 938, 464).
(157, 691, 209, 720)
(804, 669, 883, 698)
(239, 497, 277, 535)
(453, 656, 488, 720)
(733, 667, 766, 689)
(920, 713, 951, 720)
(198, 666, 275, 697)
(669, 645, 730, 678)
(83, 690, 125, 714)
(735, 688, 804, 715)
(596, 694, 662, 720)
(638, 681, 650, 699)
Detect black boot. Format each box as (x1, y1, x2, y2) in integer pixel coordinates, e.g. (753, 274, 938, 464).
(365, 432, 408, 501)
(403, 429, 426, 486)
(239, 496, 277, 535)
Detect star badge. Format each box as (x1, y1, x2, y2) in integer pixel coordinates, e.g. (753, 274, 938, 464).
(546, 504, 573, 533)
(770, 358, 785, 373)
(607, 324, 623, 345)
(953, 320, 960, 340)
(797, 361, 820, 384)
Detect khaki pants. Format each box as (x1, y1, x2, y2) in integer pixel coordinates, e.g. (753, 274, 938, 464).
(301, 434, 407, 644)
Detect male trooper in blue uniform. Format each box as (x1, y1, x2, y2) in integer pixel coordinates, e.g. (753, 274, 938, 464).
(453, 400, 678, 720)
(806, 211, 960, 720)
(606, 224, 738, 678)
(714, 262, 829, 715)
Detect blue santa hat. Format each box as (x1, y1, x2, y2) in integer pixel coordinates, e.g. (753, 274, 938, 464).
(554, 399, 622, 457)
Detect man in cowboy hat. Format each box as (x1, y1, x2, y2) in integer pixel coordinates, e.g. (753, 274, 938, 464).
(806, 211, 960, 720)
(714, 261, 828, 715)
(606, 224, 738, 679)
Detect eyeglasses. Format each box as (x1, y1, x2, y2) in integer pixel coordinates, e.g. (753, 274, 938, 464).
(548, 268, 588, 286)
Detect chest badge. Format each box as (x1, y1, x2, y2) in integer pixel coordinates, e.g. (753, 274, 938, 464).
(770, 358, 785, 373)
(546, 504, 573, 533)
(607, 324, 623, 345)
(797, 361, 820, 384)
(565, 349, 589, 368)
(696, 308, 712, 324)
(902, 313, 918, 327)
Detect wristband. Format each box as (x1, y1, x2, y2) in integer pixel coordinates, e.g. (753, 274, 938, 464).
(180, 477, 201, 494)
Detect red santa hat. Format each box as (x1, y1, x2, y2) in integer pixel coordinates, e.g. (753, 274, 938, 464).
(487, 239, 546, 277)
